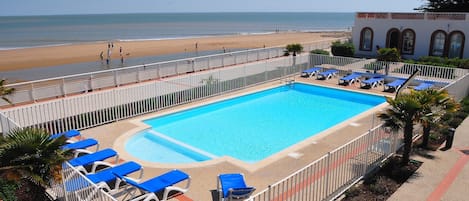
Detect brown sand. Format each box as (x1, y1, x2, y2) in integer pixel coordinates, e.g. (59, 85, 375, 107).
(0, 32, 349, 72)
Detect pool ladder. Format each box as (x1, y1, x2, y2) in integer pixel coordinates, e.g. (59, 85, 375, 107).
(285, 77, 295, 88)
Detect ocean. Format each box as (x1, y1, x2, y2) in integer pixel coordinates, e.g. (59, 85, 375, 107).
(0, 12, 354, 49)
(0, 12, 354, 80)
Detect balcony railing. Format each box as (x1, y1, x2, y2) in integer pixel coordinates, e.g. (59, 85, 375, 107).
(356, 12, 469, 21)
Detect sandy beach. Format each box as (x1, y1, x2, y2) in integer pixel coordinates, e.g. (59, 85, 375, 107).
(0, 32, 349, 72)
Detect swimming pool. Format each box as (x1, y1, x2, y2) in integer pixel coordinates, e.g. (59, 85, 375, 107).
(125, 83, 385, 163)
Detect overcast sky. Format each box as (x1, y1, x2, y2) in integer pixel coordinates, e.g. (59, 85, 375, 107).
(0, 0, 424, 16)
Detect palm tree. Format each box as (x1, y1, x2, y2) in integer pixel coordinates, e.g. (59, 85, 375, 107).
(0, 128, 71, 199)
(0, 79, 15, 104)
(378, 92, 422, 164)
(285, 44, 303, 56)
(377, 48, 401, 75)
(416, 89, 459, 149)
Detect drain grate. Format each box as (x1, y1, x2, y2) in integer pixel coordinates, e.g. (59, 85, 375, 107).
(460, 150, 469, 155)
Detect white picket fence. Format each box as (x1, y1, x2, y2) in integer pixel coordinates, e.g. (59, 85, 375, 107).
(249, 125, 402, 201)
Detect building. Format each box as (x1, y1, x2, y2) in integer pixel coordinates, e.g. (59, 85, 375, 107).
(352, 12, 469, 59)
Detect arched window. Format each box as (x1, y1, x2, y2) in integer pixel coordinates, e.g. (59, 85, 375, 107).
(401, 29, 415, 55)
(386, 28, 400, 49)
(359, 27, 373, 51)
(447, 31, 465, 58)
(429, 30, 446, 57)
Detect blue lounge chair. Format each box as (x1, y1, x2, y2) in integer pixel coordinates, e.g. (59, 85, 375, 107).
(218, 173, 256, 201)
(317, 69, 338, 80)
(360, 77, 384, 88)
(62, 138, 99, 151)
(115, 169, 191, 201)
(414, 82, 433, 91)
(301, 67, 322, 77)
(384, 79, 406, 92)
(50, 129, 81, 140)
(65, 161, 143, 200)
(338, 73, 362, 85)
(68, 148, 118, 174)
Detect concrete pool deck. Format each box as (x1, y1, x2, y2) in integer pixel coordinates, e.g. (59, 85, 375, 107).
(79, 76, 403, 201)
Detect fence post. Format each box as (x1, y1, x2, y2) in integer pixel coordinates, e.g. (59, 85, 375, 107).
(155, 64, 160, 79)
(221, 56, 224, 67)
(30, 83, 36, 103)
(114, 70, 119, 87)
(363, 129, 372, 175)
(89, 74, 93, 92)
(325, 152, 331, 197)
(62, 78, 66, 97)
(243, 66, 247, 88)
(246, 51, 249, 63)
(267, 185, 272, 201)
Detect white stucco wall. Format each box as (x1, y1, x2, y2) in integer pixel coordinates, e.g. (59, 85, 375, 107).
(352, 13, 469, 59)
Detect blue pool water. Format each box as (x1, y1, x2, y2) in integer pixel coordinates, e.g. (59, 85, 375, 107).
(125, 83, 385, 163)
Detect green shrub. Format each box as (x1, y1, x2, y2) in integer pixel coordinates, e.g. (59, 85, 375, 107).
(369, 180, 388, 195)
(403, 56, 469, 69)
(331, 40, 354, 57)
(310, 49, 329, 55)
(448, 117, 463, 128)
(344, 186, 361, 197)
(0, 178, 19, 201)
(440, 113, 453, 122)
(377, 48, 401, 62)
(454, 111, 468, 120)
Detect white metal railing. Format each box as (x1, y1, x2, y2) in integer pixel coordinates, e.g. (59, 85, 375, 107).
(249, 124, 403, 201)
(2, 54, 467, 135)
(47, 162, 118, 201)
(356, 12, 469, 21)
(309, 54, 469, 83)
(0, 55, 314, 134)
(0, 111, 20, 135)
(441, 73, 469, 101)
(1, 38, 347, 107)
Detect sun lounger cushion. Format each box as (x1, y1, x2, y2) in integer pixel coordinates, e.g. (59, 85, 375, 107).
(65, 161, 142, 193)
(50, 129, 80, 139)
(62, 138, 98, 150)
(339, 73, 361, 85)
(125, 169, 189, 193)
(414, 82, 433, 91)
(301, 67, 321, 77)
(68, 148, 117, 167)
(361, 77, 384, 88)
(384, 79, 406, 91)
(386, 79, 406, 88)
(317, 69, 338, 80)
(87, 161, 141, 184)
(219, 173, 255, 199)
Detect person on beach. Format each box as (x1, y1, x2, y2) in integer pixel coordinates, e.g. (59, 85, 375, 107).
(107, 47, 112, 58)
(99, 51, 104, 60)
(119, 47, 123, 57)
